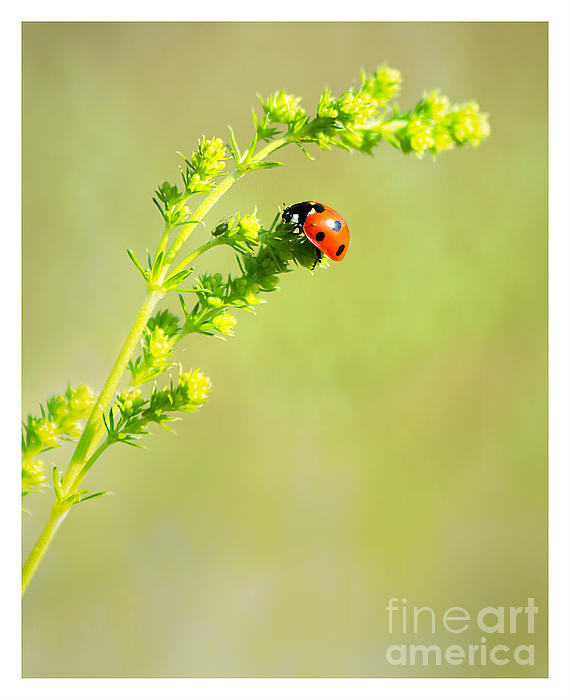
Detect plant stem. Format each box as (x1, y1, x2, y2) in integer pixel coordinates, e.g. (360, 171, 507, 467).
(167, 238, 226, 279)
(22, 501, 71, 594)
(59, 288, 164, 498)
(68, 441, 110, 495)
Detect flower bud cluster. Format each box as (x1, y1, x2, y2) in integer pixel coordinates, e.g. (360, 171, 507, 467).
(22, 385, 96, 495)
(142, 369, 212, 428)
(254, 65, 488, 160)
(106, 369, 212, 445)
(396, 92, 491, 156)
(261, 90, 306, 125)
(178, 216, 321, 344)
(359, 65, 402, 106)
(212, 211, 262, 253)
(187, 136, 227, 193)
(128, 310, 181, 386)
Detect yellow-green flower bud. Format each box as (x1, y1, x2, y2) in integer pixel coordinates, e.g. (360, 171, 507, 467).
(212, 311, 237, 335)
(405, 119, 435, 154)
(361, 65, 402, 106)
(117, 387, 142, 413)
(336, 92, 376, 125)
(149, 327, 173, 361)
(70, 385, 95, 418)
(178, 370, 212, 404)
(446, 103, 491, 145)
(423, 91, 450, 120)
(431, 123, 454, 153)
(64, 420, 82, 437)
(191, 137, 227, 181)
(22, 457, 47, 492)
(238, 213, 261, 240)
(36, 419, 59, 447)
(263, 91, 305, 124)
(318, 95, 338, 120)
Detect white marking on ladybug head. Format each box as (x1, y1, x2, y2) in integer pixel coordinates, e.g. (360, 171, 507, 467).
(291, 213, 299, 223)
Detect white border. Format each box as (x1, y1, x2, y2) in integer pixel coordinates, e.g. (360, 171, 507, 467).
(4, 3, 569, 699)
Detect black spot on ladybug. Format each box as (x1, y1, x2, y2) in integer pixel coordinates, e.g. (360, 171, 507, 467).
(314, 203, 325, 213)
(335, 244, 345, 257)
(316, 231, 325, 242)
(332, 220, 342, 232)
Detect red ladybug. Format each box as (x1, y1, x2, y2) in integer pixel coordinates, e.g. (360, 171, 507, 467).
(282, 201, 350, 267)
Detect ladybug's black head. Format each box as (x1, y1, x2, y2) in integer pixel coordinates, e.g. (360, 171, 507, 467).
(281, 205, 293, 224)
(281, 201, 314, 227)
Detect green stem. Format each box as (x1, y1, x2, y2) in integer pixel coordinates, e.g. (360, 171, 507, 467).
(167, 238, 226, 279)
(22, 501, 71, 594)
(68, 441, 110, 495)
(60, 288, 164, 497)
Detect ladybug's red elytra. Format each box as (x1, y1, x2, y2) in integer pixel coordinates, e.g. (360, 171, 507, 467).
(282, 201, 350, 267)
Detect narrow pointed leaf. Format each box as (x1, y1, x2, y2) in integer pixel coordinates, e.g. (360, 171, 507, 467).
(227, 125, 241, 164)
(77, 491, 114, 503)
(248, 160, 284, 170)
(127, 249, 149, 280)
(152, 250, 164, 278)
(164, 268, 192, 290)
(177, 151, 192, 168)
(152, 197, 167, 221)
(178, 294, 189, 316)
(52, 466, 62, 502)
(295, 142, 315, 160)
(243, 131, 258, 165)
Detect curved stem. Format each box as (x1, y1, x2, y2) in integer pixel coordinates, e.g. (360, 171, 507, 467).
(60, 289, 164, 497)
(167, 238, 226, 280)
(22, 501, 70, 594)
(68, 441, 110, 495)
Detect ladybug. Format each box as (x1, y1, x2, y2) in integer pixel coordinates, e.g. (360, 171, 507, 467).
(282, 201, 349, 268)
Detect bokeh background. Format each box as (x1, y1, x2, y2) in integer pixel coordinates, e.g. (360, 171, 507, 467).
(22, 23, 547, 677)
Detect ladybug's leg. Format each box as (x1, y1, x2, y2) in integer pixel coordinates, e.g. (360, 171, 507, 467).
(311, 248, 322, 270)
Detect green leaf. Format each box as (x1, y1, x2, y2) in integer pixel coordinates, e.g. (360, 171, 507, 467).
(76, 491, 114, 503)
(379, 127, 401, 148)
(52, 466, 62, 502)
(243, 131, 258, 166)
(176, 151, 192, 168)
(101, 409, 110, 434)
(295, 142, 315, 160)
(152, 197, 167, 221)
(151, 250, 164, 278)
(164, 268, 192, 291)
(127, 249, 149, 281)
(227, 125, 241, 164)
(172, 219, 206, 229)
(61, 489, 114, 507)
(61, 489, 89, 507)
(248, 160, 284, 170)
(178, 294, 189, 317)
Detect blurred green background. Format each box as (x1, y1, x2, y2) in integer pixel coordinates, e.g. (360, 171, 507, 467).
(22, 23, 547, 677)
